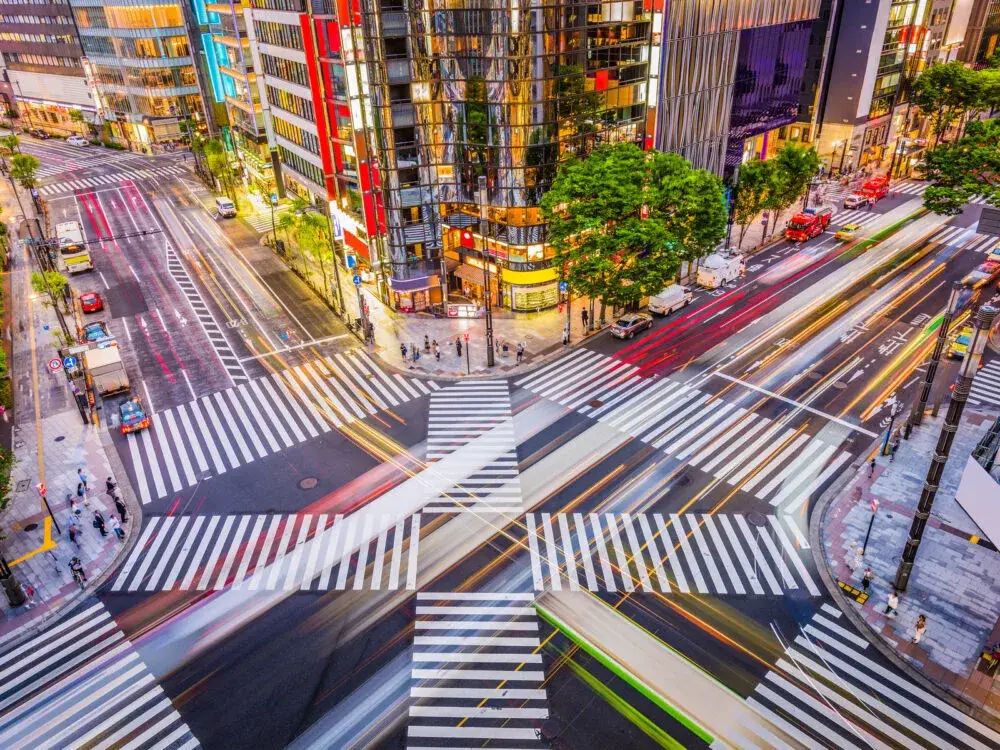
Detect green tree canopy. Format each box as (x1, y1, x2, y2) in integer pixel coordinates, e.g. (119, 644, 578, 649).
(731, 159, 774, 246)
(911, 62, 983, 145)
(541, 143, 726, 319)
(0, 134, 19, 158)
(921, 118, 1000, 214)
(202, 137, 239, 203)
(10, 153, 40, 189)
(769, 144, 821, 219)
(31, 270, 68, 302)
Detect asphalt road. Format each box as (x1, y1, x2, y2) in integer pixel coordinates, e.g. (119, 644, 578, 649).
(4, 135, 1000, 750)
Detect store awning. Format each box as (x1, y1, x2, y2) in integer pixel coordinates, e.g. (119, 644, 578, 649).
(453, 263, 488, 284)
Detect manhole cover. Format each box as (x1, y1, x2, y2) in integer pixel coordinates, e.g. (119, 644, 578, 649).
(747, 512, 769, 527)
(299, 477, 318, 490)
(23, 523, 38, 532)
(588, 399, 604, 408)
(15, 480, 29, 492)
(54, 436, 65, 442)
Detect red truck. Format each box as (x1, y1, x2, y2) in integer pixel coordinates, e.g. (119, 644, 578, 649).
(785, 207, 833, 242)
(860, 175, 890, 201)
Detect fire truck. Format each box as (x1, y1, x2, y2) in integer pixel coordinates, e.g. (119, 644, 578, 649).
(784, 207, 833, 242)
(860, 175, 890, 202)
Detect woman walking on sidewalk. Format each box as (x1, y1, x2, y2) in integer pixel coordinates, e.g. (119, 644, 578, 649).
(913, 614, 927, 643)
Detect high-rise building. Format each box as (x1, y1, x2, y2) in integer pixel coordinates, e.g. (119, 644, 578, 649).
(960, 0, 1000, 64)
(0, 0, 96, 136)
(70, 0, 211, 148)
(253, 0, 665, 314)
(655, 1, 822, 177)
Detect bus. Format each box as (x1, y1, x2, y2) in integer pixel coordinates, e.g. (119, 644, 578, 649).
(54, 221, 93, 274)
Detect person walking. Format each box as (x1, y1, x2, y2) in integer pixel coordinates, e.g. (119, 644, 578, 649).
(501, 340, 509, 358)
(516, 342, 525, 364)
(455, 338, 463, 357)
(562, 323, 570, 346)
(889, 439, 899, 462)
(114, 496, 128, 523)
(111, 516, 125, 541)
(93, 510, 107, 537)
(868, 457, 876, 477)
(23, 585, 38, 609)
(862, 567, 874, 593)
(411, 345, 419, 364)
(885, 591, 899, 618)
(913, 614, 927, 644)
(106, 476, 116, 496)
(433, 341, 440, 361)
(68, 521, 79, 546)
(424, 335, 430, 353)
(401, 342, 408, 360)
(77, 468, 88, 492)
(494, 338, 501, 356)
(581, 308, 589, 330)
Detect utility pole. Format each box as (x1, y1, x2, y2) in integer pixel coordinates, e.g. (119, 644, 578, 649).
(0, 555, 26, 607)
(905, 282, 962, 437)
(478, 176, 495, 367)
(894, 305, 998, 592)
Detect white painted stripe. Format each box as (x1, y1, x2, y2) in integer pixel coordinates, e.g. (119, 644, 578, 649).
(387, 517, 404, 591)
(701, 514, 744, 595)
(572, 513, 599, 591)
(605, 513, 634, 593)
(213, 391, 254, 463)
(111, 519, 160, 591)
(676, 406, 748, 461)
(186, 400, 227, 474)
(655, 512, 690, 593)
(408, 706, 548, 719)
(143, 516, 190, 591)
(247, 516, 282, 591)
(406, 725, 544, 740)
(226, 387, 272, 457)
(161, 516, 204, 590)
(526, 513, 544, 590)
(175, 403, 210, 474)
(139, 429, 168, 499)
(125, 434, 152, 505)
(755, 437, 824, 498)
(285, 514, 314, 590)
(412, 636, 540, 647)
(621, 513, 652, 592)
(415, 591, 535, 601)
(214, 514, 252, 589)
(695, 413, 766, 470)
(734, 514, 782, 594)
(231, 515, 267, 589)
(248, 379, 295, 448)
(637, 513, 670, 593)
(128, 517, 175, 592)
(197, 515, 235, 590)
(414, 621, 538, 631)
(270, 372, 323, 438)
(334, 515, 357, 590)
(406, 513, 420, 590)
(743, 433, 811, 493)
(409, 687, 545, 699)
(769, 515, 820, 596)
(265, 517, 298, 591)
(161, 410, 197, 487)
(670, 513, 708, 593)
(317, 514, 344, 590)
(411, 652, 543, 663)
(776, 448, 848, 513)
(557, 512, 580, 591)
(540, 513, 562, 592)
(352, 514, 374, 590)
(717, 514, 763, 594)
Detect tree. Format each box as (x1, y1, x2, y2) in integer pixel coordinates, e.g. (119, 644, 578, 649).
(0, 134, 19, 159)
(31, 270, 69, 309)
(731, 160, 773, 246)
(9, 153, 40, 189)
(921, 118, 1000, 214)
(541, 143, 725, 323)
(911, 62, 982, 146)
(296, 209, 332, 296)
(765, 144, 821, 236)
(202, 137, 239, 205)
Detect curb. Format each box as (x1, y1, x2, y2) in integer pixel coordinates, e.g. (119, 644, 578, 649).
(809, 436, 1000, 731)
(0, 425, 143, 652)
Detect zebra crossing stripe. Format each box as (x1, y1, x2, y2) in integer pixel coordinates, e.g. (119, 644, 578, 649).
(526, 512, 818, 595)
(38, 166, 188, 195)
(112, 512, 420, 592)
(969, 361, 1000, 410)
(0, 602, 199, 748)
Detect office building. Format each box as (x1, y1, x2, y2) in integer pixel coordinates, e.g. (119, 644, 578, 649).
(960, 0, 1000, 64)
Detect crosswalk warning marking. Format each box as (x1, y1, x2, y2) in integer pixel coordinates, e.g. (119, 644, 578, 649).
(37, 165, 188, 195)
(111, 512, 421, 592)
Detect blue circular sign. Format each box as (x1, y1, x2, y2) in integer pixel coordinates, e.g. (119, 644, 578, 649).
(559, 281, 568, 293)
(63, 356, 77, 370)
(352, 274, 362, 287)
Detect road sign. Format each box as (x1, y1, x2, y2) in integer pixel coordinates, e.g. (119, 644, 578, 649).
(559, 281, 568, 293)
(463, 333, 469, 342)
(36, 482, 46, 497)
(352, 274, 362, 287)
(346, 255, 357, 269)
(63, 356, 77, 370)
(870, 498, 879, 514)
(47, 358, 62, 372)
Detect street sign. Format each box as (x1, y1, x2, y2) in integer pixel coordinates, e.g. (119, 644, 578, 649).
(870, 498, 879, 513)
(352, 274, 362, 287)
(270, 192, 278, 206)
(463, 333, 469, 342)
(36, 482, 46, 497)
(47, 358, 62, 372)
(63, 356, 77, 370)
(559, 281, 568, 293)
(346, 255, 357, 269)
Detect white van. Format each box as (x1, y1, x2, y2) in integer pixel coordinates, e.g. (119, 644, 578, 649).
(215, 196, 237, 218)
(648, 284, 692, 315)
(696, 252, 745, 289)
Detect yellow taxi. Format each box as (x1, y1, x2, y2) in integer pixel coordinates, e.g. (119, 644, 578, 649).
(834, 223, 863, 242)
(949, 326, 974, 358)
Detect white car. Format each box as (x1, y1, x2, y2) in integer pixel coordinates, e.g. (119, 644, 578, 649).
(66, 135, 90, 146)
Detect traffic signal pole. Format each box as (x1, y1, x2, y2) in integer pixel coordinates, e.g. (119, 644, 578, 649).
(905, 282, 962, 437)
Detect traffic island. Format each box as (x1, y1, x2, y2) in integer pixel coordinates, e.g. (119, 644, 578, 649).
(815, 409, 1000, 727)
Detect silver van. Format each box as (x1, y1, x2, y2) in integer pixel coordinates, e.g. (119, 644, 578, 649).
(215, 197, 237, 218)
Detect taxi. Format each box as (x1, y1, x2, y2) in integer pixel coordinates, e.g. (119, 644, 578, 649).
(834, 223, 863, 241)
(949, 325, 974, 358)
(119, 398, 151, 435)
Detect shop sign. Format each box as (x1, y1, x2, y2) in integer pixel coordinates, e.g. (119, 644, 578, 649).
(447, 304, 479, 319)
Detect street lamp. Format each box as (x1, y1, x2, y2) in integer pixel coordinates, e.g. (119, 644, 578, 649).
(905, 282, 963, 437)
(478, 176, 495, 368)
(894, 305, 998, 592)
(838, 142, 851, 175)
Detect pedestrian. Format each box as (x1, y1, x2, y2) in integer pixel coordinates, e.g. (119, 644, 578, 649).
(114, 496, 128, 523)
(401, 342, 408, 360)
(69, 493, 81, 516)
(106, 476, 117, 496)
(0, 404, 7, 423)
(862, 567, 874, 592)
(516, 342, 525, 364)
(868, 457, 876, 477)
(77, 468, 88, 492)
(889, 440, 899, 462)
(77, 482, 90, 508)
(562, 323, 570, 346)
(412, 346, 419, 363)
(68, 522, 79, 546)
(913, 614, 927, 644)
(885, 591, 899, 618)
(93, 510, 107, 537)
(424, 335, 430, 353)
(23, 585, 37, 609)
(456, 338, 462, 357)
(582, 308, 589, 329)
(494, 338, 501, 356)
(501, 340, 509, 358)
(433, 341, 440, 361)
(111, 515, 125, 541)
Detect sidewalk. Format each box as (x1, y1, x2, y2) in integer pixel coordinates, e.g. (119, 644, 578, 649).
(818, 409, 1000, 725)
(0, 183, 140, 641)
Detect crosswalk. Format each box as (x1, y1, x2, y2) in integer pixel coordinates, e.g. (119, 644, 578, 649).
(746, 605, 1000, 749)
(407, 591, 549, 747)
(111, 512, 420, 592)
(38, 166, 188, 195)
(930, 225, 1000, 254)
(968, 358, 1000, 412)
(124, 352, 439, 504)
(242, 205, 291, 233)
(515, 351, 853, 513)
(167, 246, 248, 385)
(423, 381, 522, 514)
(526, 511, 818, 596)
(830, 209, 885, 229)
(0, 602, 199, 748)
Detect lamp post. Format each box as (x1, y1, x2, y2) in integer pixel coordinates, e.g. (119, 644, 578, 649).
(905, 282, 962, 438)
(894, 305, 998, 592)
(838, 141, 851, 175)
(478, 176, 495, 368)
(829, 141, 842, 175)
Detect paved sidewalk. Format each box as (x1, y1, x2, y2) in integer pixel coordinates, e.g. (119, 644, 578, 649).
(819, 409, 1000, 723)
(0, 185, 139, 640)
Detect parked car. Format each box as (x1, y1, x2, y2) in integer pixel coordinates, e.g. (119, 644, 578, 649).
(215, 196, 237, 218)
(648, 284, 692, 316)
(835, 223, 863, 241)
(82, 320, 111, 342)
(610, 312, 653, 340)
(27, 128, 51, 140)
(79, 291, 103, 313)
(843, 194, 867, 209)
(66, 135, 90, 146)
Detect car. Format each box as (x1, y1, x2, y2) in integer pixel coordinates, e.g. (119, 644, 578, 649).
(949, 325, 974, 358)
(79, 291, 103, 313)
(82, 320, 110, 342)
(26, 128, 51, 140)
(835, 223, 863, 241)
(118, 398, 151, 435)
(843, 194, 867, 209)
(961, 260, 1000, 289)
(610, 312, 653, 339)
(66, 135, 90, 146)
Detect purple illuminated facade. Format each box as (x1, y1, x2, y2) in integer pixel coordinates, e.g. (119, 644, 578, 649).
(725, 21, 813, 175)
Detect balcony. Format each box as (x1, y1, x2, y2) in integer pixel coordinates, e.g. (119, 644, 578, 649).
(382, 12, 407, 37)
(386, 58, 410, 84)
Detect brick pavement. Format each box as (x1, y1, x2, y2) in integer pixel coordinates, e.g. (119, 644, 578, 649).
(819, 408, 1000, 722)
